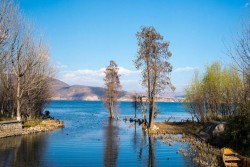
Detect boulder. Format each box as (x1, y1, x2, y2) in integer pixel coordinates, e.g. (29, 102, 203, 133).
(199, 121, 227, 146)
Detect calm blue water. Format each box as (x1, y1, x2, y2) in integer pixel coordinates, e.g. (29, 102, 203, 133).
(0, 101, 194, 167)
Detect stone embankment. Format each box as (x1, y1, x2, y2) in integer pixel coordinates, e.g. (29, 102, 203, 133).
(0, 119, 64, 138)
(0, 120, 22, 138)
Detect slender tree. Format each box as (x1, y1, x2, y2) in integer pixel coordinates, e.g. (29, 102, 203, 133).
(185, 62, 243, 121)
(185, 71, 206, 123)
(134, 26, 175, 129)
(227, 20, 250, 112)
(103, 60, 121, 119)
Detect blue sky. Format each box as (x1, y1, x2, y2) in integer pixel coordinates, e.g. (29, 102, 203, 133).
(19, 0, 250, 93)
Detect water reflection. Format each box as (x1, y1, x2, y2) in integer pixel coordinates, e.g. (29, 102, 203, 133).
(131, 122, 155, 167)
(0, 133, 48, 167)
(103, 118, 119, 167)
(138, 126, 146, 160)
(148, 134, 155, 167)
(132, 122, 140, 152)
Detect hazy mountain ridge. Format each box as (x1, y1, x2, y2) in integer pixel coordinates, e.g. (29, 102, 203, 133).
(49, 78, 183, 101)
(49, 79, 105, 100)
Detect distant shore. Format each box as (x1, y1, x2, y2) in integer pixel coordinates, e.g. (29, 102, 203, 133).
(48, 99, 184, 102)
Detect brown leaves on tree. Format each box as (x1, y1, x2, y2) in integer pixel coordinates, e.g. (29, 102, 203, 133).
(103, 60, 122, 119)
(134, 26, 174, 128)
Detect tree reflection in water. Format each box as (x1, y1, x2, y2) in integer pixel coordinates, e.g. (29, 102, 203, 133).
(0, 133, 48, 167)
(148, 134, 155, 167)
(132, 123, 155, 167)
(103, 118, 120, 167)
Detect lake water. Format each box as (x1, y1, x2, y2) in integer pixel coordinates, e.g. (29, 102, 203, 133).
(0, 101, 195, 167)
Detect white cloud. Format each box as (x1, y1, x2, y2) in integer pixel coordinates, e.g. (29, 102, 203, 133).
(57, 65, 195, 92)
(118, 66, 140, 75)
(173, 66, 199, 73)
(58, 66, 141, 91)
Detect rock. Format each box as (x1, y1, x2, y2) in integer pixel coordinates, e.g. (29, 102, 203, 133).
(152, 125, 159, 130)
(198, 121, 226, 146)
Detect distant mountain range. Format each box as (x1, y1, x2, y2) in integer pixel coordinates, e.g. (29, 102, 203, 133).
(49, 78, 184, 102)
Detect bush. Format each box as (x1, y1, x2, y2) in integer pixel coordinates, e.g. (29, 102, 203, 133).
(42, 110, 52, 119)
(45, 110, 50, 117)
(225, 113, 250, 155)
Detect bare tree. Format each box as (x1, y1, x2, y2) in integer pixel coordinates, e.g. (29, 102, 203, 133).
(103, 60, 122, 119)
(0, 0, 54, 120)
(21, 42, 54, 119)
(134, 26, 175, 129)
(9, 31, 54, 120)
(0, 0, 19, 118)
(227, 20, 250, 112)
(0, 0, 18, 61)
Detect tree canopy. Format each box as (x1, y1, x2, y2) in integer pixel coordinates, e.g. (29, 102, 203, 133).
(134, 26, 174, 129)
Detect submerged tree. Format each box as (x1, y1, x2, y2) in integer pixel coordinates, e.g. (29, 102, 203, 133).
(131, 93, 140, 118)
(134, 26, 175, 129)
(103, 60, 121, 119)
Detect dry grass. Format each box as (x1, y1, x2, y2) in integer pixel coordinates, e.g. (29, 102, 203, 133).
(154, 122, 204, 135)
(23, 119, 42, 127)
(22, 119, 64, 134)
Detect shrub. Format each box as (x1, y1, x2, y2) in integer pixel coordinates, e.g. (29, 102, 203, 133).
(225, 113, 250, 155)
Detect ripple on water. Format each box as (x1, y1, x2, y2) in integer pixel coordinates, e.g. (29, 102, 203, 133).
(0, 101, 195, 167)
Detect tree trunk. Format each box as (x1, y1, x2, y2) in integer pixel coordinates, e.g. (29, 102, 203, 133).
(110, 107, 114, 119)
(109, 99, 114, 119)
(134, 104, 137, 118)
(16, 77, 21, 121)
(149, 97, 155, 129)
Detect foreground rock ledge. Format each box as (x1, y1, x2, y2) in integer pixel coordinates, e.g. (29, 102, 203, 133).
(22, 119, 64, 135)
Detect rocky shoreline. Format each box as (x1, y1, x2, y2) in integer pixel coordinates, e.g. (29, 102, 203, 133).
(152, 122, 223, 166)
(22, 119, 64, 135)
(149, 121, 250, 167)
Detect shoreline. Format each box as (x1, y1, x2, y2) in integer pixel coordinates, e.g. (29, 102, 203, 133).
(153, 122, 223, 166)
(22, 119, 64, 135)
(152, 121, 250, 166)
(154, 122, 203, 135)
(0, 119, 64, 139)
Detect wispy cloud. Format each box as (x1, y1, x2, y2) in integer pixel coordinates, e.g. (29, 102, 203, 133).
(245, 2, 249, 7)
(173, 66, 199, 73)
(56, 62, 68, 69)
